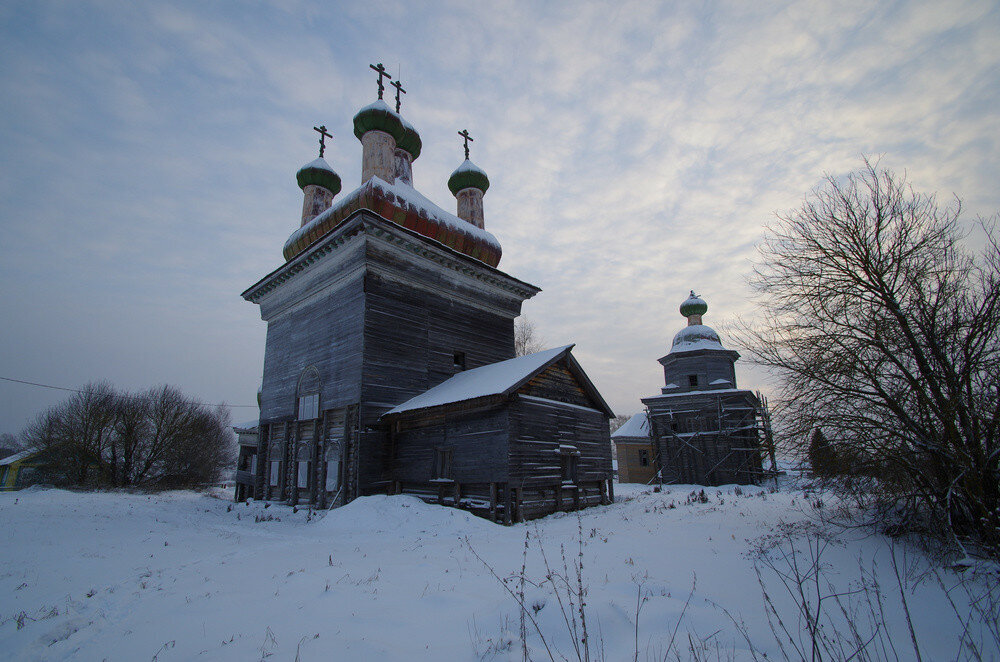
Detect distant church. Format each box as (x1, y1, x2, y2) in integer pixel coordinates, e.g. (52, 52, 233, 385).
(614, 293, 771, 486)
(234, 65, 613, 522)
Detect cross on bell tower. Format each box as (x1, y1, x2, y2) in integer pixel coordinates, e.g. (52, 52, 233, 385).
(369, 62, 392, 100)
(390, 79, 406, 113)
(458, 129, 473, 160)
(313, 125, 332, 158)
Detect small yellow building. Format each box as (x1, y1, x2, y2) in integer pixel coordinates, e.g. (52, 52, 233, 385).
(612, 412, 657, 484)
(0, 449, 43, 491)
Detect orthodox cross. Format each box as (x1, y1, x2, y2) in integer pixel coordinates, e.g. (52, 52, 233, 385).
(369, 62, 392, 100)
(313, 125, 332, 158)
(390, 79, 406, 113)
(458, 129, 473, 160)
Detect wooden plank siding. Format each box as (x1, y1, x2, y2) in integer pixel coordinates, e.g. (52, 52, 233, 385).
(644, 390, 763, 486)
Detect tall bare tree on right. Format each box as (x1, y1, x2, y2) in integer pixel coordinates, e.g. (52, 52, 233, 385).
(739, 158, 1000, 557)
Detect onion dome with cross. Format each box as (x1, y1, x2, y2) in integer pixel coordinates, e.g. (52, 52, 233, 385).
(670, 291, 726, 354)
(447, 130, 490, 230)
(296, 125, 342, 226)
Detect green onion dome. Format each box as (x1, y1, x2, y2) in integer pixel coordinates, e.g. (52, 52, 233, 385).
(679, 291, 708, 318)
(296, 157, 342, 195)
(352, 99, 406, 144)
(448, 159, 490, 196)
(397, 117, 422, 160)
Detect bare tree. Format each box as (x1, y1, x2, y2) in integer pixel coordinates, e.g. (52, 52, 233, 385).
(737, 158, 1000, 556)
(514, 317, 544, 357)
(20, 383, 234, 489)
(609, 414, 631, 434)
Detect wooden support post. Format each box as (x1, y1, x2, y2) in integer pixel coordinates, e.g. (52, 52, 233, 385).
(453, 482, 461, 507)
(503, 486, 513, 525)
(573, 485, 580, 511)
(599, 479, 608, 505)
(515, 487, 524, 523)
(556, 484, 562, 511)
(489, 483, 498, 522)
(608, 479, 614, 503)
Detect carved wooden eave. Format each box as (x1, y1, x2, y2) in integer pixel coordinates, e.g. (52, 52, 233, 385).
(242, 209, 541, 307)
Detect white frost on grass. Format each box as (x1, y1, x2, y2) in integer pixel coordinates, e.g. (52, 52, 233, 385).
(0, 483, 990, 660)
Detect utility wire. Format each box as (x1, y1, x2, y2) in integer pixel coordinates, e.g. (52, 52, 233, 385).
(0, 376, 259, 408)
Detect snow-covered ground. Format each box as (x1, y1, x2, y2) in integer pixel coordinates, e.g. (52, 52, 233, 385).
(0, 482, 994, 661)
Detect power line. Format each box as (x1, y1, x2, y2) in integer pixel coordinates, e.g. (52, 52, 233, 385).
(0, 376, 259, 408)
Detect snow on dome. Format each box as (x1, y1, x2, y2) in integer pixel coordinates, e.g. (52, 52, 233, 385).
(612, 412, 650, 438)
(300, 157, 335, 173)
(353, 99, 406, 143)
(670, 324, 726, 353)
(397, 116, 422, 160)
(296, 157, 341, 194)
(448, 159, 489, 195)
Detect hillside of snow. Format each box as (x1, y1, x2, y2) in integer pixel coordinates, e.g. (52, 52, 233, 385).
(0, 482, 995, 660)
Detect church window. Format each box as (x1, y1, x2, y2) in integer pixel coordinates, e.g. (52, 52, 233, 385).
(432, 447, 453, 480)
(688, 375, 699, 387)
(453, 352, 466, 371)
(296, 366, 321, 420)
(269, 461, 279, 487)
(297, 461, 309, 490)
(298, 393, 319, 420)
(638, 449, 650, 467)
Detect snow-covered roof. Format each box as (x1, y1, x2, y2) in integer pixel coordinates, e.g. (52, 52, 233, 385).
(284, 175, 501, 258)
(0, 449, 37, 466)
(612, 412, 649, 439)
(384, 346, 574, 416)
(644, 387, 756, 401)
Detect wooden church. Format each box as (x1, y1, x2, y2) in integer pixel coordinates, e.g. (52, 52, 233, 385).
(640, 293, 768, 486)
(234, 66, 613, 522)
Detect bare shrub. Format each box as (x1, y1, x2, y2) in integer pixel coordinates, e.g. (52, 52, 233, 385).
(737, 158, 1000, 557)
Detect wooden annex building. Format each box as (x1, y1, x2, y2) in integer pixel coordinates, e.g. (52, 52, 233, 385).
(234, 67, 614, 521)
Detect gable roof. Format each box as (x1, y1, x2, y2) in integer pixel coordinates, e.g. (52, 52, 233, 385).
(383, 345, 613, 418)
(0, 449, 38, 466)
(612, 412, 650, 439)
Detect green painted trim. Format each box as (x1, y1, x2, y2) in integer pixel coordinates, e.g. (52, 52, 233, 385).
(296, 166, 342, 194)
(448, 168, 490, 195)
(353, 106, 405, 143)
(679, 301, 708, 316)
(397, 126, 422, 160)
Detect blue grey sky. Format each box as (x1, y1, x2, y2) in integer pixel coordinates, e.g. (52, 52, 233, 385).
(1, 0, 998, 434)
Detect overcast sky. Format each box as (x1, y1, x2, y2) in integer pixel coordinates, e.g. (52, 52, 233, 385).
(1, 0, 998, 434)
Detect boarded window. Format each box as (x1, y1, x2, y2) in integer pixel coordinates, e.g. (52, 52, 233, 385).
(688, 375, 698, 387)
(298, 393, 319, 420)
(325, 460, 341, 492)
(559, 446, 579, 483)
(432, 448, 453, 480)
(638, 449, 650, 467)
(297, 461, 309, 489)
(269, 461, 279, 487)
